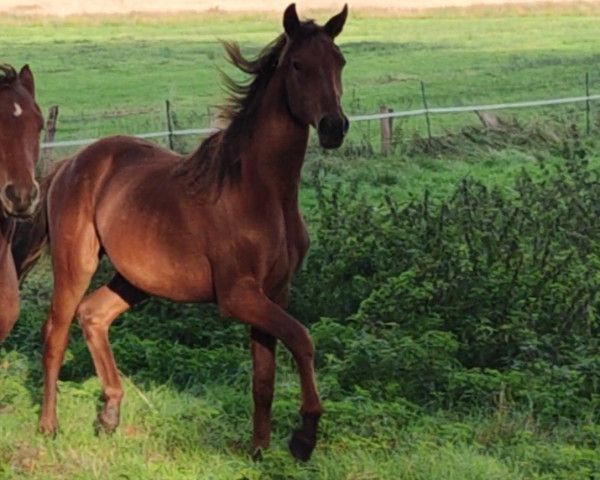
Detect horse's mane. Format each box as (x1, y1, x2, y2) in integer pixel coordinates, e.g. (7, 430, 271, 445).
(172, 21, 320, 198)
(0, 65, 17, 89)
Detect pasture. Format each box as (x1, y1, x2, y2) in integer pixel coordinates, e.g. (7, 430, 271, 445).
(2, 3, 600, 479)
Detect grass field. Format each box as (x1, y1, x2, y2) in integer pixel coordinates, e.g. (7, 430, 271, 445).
(2, 4, 600, 143)
(3, 3, 600, 479)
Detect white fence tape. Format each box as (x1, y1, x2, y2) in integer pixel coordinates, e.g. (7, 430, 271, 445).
(41, 93, 600, 150)
(43, 127, 218, 149)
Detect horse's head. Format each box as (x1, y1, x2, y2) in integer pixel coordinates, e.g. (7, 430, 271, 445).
(280, 4, 349, 149)
(0, 65, 43, 219)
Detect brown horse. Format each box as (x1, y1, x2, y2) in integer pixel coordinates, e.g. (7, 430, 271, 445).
(14, 4, 348, 461)
(0, 64, 42, 344)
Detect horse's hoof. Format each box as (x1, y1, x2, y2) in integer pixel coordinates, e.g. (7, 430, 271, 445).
(94, 417, 117, 436)
(38, 422, 57, 438)
(94, 404, 120, 436)
(288, 429, 316, 462)
(251, 447, 264, 462)
(94, 412, 119, 436)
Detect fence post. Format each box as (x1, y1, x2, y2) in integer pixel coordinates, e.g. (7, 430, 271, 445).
(585, 72, 591, 135)
(41, 105, 59, 171)
(207, 105, 220, 130)
(420, 80, 433, 141)
(165, 100, 175, 150)
(379, 106, 393, 155)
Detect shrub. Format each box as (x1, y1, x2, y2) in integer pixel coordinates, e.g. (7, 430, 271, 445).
(291, 153, 600, 419)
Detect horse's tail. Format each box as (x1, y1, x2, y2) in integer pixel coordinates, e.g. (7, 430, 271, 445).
(12, 158, 68, 282)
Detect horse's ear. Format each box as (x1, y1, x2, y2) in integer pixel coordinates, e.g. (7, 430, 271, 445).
(18, 64, 35, 98)
(324, 4, 348, 38)
(283, 3, 301, 39)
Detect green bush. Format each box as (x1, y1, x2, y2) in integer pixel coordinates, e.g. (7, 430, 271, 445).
(291, 153, 600, 419)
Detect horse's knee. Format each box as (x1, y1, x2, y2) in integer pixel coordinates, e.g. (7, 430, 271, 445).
(287, 326, 315, 363)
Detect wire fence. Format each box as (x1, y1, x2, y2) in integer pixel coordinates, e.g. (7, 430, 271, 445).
(39, 79, 600, 159)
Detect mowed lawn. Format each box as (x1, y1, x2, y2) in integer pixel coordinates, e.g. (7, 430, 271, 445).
(2, 4, 600, 480)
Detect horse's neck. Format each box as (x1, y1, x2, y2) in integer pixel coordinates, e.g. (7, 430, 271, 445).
(241, 79, 309, 204)
(0, 217, 13, 260)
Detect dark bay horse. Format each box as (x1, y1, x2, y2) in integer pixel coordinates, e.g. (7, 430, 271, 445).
(0, 64, 42, 344)
(14, 4, 348, 461)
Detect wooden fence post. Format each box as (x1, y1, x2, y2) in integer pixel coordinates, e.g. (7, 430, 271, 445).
(41, 105, 59, 172)
(420, 81, 433, 141)
(585, 72, 591, 135)
(380, 106, 393, 155)
(165, 100, 175, 150)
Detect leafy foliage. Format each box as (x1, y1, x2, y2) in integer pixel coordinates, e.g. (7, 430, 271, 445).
(292, 151, 600, 419)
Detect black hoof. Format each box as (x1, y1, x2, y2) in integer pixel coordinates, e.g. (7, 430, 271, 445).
(251, 447, 264, 462)
(288, 429, 316, 462)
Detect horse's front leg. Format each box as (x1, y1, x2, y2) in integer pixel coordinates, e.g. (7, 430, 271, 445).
(221, 283, 322, 462)
(250, 289, 290, 457)
(250, 327, 277, 456)
(0, 251, 20, 345)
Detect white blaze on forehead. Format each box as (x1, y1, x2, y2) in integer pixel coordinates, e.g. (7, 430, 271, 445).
(13, 102, 22, 117)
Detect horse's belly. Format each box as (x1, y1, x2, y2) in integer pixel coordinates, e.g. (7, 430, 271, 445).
(109, 245, 214, 302)
(100, 221, 214, 303)
(94, 169, 215, 302)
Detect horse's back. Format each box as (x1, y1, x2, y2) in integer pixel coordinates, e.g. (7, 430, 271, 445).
(63, 135, 178, 178)
(50, 135, 178, 210)
(49, 135, 215, 302)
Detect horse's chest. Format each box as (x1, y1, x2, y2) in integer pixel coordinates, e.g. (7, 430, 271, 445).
(263, 216, 309, 293)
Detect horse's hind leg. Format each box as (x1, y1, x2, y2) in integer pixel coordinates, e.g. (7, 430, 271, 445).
(39, 223, 100, 436)
(76, 274, 147, 433)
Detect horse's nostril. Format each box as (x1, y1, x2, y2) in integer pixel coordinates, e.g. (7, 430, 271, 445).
(343, 116, 350, 135)
(4, 184, 18, 203)
(318, 115, 347, 136)
(317, 116, 331, 133)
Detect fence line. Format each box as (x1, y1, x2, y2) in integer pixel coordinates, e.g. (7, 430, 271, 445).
(42, 127, 218, 149)
(40, 93, 600, 150)
(349, 93, 600, 122)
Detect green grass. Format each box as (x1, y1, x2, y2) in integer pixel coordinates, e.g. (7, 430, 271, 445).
(3, 4, 600, 479)
(2, 4, 600, 143)
(2, 349, 600, 480)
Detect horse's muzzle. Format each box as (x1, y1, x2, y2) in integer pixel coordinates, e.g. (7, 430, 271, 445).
(317, 114, 349, 149)
(0, 181, 40, 219)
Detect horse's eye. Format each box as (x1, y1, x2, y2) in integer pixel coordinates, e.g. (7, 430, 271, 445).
(292, 61, 302, 71)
